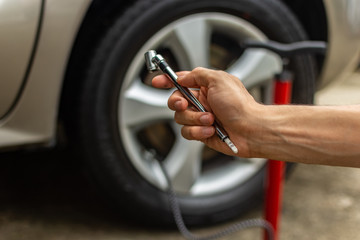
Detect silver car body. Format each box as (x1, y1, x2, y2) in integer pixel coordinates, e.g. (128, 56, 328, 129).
(0, 0, 91, 148)
(0, 0, 359, 149)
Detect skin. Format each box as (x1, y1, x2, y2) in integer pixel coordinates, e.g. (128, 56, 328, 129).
(152, 67, 360, 168)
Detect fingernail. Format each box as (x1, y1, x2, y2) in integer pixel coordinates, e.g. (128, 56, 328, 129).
(199, 114, 212, 125)
(177, 76, 185, 85)
(174, 100, 183, 110)
(202, 127, 214, 137)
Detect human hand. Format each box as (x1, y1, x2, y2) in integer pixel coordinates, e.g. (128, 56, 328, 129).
(152, 67, 264, 157)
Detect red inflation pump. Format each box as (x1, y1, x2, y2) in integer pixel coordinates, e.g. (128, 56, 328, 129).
(264, 70, 293, 240)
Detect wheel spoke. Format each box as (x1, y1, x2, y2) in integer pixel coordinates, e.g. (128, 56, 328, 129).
(227, 49, 282, 89)
(191, 157, 267, 195)
(163, 126, 203, 193)
(121, 80, 174, 127)
(167, 15, 211, 68)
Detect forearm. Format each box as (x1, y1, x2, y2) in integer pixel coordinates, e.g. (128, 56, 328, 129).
(248, 105, 360, 167)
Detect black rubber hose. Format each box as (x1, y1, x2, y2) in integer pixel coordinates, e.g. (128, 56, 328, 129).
(158, 160, 275, 240)
(242, 40, 327, 57)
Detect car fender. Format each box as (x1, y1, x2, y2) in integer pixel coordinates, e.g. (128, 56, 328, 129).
(0, 0, 92, 148)
(319, 0, 360, 87)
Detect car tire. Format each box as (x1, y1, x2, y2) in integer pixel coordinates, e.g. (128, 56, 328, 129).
(75, 0, 316, 226)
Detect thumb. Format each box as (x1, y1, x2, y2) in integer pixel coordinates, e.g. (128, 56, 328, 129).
(177, 67, 213, 88)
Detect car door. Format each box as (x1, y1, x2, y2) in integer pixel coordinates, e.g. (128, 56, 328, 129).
(0, 0, 43, 119)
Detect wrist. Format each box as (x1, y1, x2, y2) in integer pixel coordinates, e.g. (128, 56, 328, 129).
(238, 104, 290, 159)
(230, 102, 271, 157)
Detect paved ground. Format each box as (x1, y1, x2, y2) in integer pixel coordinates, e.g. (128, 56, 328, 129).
(0, 73, 360, 240)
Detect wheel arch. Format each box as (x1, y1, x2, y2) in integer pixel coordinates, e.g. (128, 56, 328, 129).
(281, 0, 328, 43)
(59, 0, 138, 131)
(281, 0, 328, 77)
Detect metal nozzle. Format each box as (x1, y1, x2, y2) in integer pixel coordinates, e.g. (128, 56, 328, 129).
(144, 50, 158, 71)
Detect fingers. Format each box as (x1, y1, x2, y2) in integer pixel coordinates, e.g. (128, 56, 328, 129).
(169, 90, 214, 126)
(152, 74, 173, 88)
(177, 67, 216, 88)
(151, 71, 190, 89)
(153, 68, 236, 90)
(167, 89, 201, 111)
(167, 87, 215, 140)
(181, 125, 215, 140)
(167, 90, 188, 111)
(175, 110, 214, 126)
(152, 68, 219, 92)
